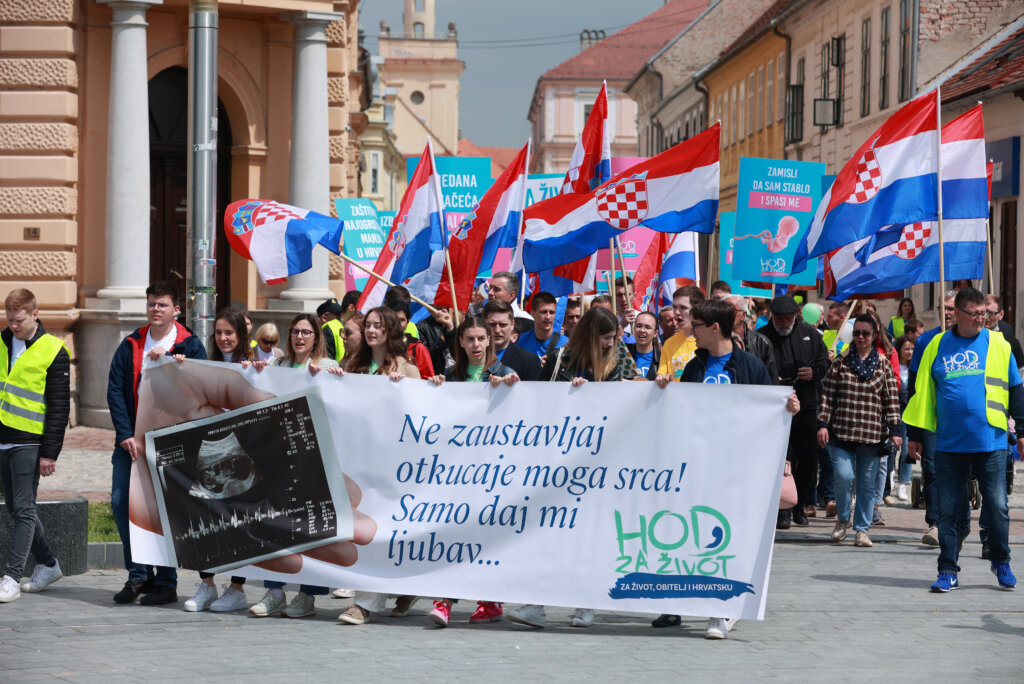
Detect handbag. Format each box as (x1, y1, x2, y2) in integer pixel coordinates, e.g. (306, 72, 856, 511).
(778, 461, 798, 509)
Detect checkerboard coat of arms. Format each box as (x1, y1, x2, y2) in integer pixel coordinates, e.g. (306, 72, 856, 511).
(596, 172, 649, 230)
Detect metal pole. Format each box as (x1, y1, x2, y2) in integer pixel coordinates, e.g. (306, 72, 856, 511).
(187, 0, 219, 342)
(935, 86, 946, 332)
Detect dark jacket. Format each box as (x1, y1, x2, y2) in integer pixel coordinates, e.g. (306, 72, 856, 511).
(679, 346, 773, 386)
(625, 342, 661, 381)
(443, 360, 514, 381)
(743, 328, 778, 384)
(540, 347, 624, 383)
(417, 316, 456, 376)
(107, 321, 207, 449)
(758, 318, 829, 419)
(0, 323, 70, 461)
(496, 342, 541, 381)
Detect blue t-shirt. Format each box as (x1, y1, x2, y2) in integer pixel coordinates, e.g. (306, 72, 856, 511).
(517, 328, 567, 358)
(703, 353, 733, 384)
(633, 350, 654, 377)
(495, 346, 507, 361)
(931, 328, 1022, 452)
(910, 325, 941, 373)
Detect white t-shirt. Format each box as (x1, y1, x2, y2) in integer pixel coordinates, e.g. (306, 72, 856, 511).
(142, 326, 178, 370)
(9, 337, 27, 367)
(256, 345, 276, 363)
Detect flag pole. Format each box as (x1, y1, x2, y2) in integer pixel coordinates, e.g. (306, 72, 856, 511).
(339, 253, 440, 315)
(936, 87, 947, 332)
(614, 237, 633, 307)
(608, 239, 618, 318)
(985, 218, 995, 294)
(426, 136, 459, 326)
(519, 139, 532, 311)
(704, 229, 714, 288)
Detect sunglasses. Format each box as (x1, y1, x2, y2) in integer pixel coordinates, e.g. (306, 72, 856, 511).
(851, 330, 874, 337)
(260, 338, 278, 345)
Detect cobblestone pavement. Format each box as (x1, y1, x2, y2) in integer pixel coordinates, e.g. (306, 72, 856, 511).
(0, 540, 1021, 682)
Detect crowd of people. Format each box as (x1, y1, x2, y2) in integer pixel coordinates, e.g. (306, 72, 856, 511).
(0, 273, 1019, 639)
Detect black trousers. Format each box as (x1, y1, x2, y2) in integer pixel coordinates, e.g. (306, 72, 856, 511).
(786, 415, 819, 510)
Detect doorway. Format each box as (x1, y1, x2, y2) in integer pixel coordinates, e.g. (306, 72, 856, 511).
(149, 66, 233, 315)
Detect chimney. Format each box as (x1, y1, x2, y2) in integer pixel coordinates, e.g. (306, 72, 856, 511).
(579, 29, 606, 52)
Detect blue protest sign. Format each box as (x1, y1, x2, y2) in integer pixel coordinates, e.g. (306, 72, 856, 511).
(719, 213, 773, 298)
(333, 198, 386, 291)
(407, 156, 492, 213)
(732, 157, 825, 285)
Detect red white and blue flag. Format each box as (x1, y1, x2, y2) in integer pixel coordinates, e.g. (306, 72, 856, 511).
(823, 104, 988, 299)
(358, 140, 447, 312)
(223, 199, 343, 284)
(407, 143, 530, 309)
(791, 90, 940, 275)
(631, 232, 699, 312)
(521, 123, 720, 273)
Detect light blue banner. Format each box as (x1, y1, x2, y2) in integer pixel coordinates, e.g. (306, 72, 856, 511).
(407, 156, 492, 213)
(719, 213, 773, 298)
(732, 157, 825, 285)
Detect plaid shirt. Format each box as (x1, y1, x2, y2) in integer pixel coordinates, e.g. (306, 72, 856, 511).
(818, 352, 901, 444)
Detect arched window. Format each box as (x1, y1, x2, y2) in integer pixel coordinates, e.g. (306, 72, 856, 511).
(414, 22, 424, 38)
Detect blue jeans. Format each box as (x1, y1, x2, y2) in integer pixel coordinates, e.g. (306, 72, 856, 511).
(263, 581, 328, 596)
(817, 444, 835, 504)
(0, 445, 55, 582)
(934, 449, 1010, 574)
(832, 441, 881, 532)
(111, 448, 176, 588)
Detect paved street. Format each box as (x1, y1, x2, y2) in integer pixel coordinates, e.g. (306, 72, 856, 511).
(4, 428, 1022, 680)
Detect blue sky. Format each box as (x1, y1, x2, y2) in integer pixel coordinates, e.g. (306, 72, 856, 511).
(358, 0, 666, 148)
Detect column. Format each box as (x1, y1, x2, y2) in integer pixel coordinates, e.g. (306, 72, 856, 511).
(95, 0, 163, 304)
(274, 10, 344, 308)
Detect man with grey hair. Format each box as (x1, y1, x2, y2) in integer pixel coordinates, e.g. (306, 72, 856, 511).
(489, 271, 534, 325)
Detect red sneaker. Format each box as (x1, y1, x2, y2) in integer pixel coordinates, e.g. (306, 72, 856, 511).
(430, 600, 451, 627)
(469, 601, 503, 623)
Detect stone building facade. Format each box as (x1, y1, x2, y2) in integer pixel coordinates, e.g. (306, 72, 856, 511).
(0, 0, 367, 426)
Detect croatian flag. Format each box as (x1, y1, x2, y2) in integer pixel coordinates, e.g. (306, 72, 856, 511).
(522, 124, 720, 273)
(657, 231, 699, 306)
(223, 199, 343, 284)
(550, 84, 614, 290)
(791, 90, 939, 275)
(824, 104, 987, 299)
(410, 143, 530, 310)
(631, 233, 669, 312)
(358, 140, 447, 312)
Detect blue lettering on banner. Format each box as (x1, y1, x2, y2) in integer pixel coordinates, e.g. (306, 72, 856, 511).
(608, 572, 755, 600)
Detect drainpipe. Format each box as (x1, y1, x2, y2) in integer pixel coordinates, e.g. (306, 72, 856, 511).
(911, 0, 920, 97)
(694, 77, 709, 131)
(773, 19, 792, 160)
(646, 63, 663, 155)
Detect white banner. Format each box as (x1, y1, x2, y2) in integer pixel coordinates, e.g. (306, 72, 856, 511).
(131, 359, 792, 620)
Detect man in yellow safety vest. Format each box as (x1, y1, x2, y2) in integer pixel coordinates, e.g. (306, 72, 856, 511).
(0, 288, 70, 602)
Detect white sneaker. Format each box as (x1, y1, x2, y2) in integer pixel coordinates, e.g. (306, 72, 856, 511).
(331, 588, 355, 599)
(20, 561, 62, 593)
(184, 582, 218, 612)
(897, 483, 910, 501)
(282, 592, 315, 618)
(507, 603, 547, 628)
(922, 526, 940, 546)
(249, 589, 286, 617)
(568, 607, 594, 628)
(705, 617, 737, 639)
(209, 586, 248, 612)
(0, 575, 21, 603)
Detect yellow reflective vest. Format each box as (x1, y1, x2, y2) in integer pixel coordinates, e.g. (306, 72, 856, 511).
(322, 319, 345, 362)
(0, 334, 66, 435)
(903, 329, 1013, 433)
(890, 316, 905, 338)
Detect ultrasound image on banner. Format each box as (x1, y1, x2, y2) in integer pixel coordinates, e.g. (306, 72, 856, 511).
(146, 388, 349, 572)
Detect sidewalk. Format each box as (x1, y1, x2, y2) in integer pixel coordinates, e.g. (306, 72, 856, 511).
(0, 540, 1020, 681)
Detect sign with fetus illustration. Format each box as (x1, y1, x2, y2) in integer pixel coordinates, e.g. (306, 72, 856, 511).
(731, 157, 826, 285)
(144, 387, 352, 573)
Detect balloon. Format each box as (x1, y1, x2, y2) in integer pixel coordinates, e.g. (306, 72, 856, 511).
(802, 302, 822, 325)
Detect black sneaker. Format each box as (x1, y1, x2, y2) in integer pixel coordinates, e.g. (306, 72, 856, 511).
(651, 613, 682, 628)
(982, 541, 990, 560)
(791, 506, 809, 526)
(113, 580, 150, 604)
(776, 509, 792, 530)
(139, 586, 178, 605)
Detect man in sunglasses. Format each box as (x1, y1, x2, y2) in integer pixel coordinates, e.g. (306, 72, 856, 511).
(905, 287, 1024, 593)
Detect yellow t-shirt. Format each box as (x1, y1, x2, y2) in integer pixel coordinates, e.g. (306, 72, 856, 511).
(657, 332, 697, 380)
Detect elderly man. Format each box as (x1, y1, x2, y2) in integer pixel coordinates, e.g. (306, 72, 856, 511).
(759, 295, 829, 529)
